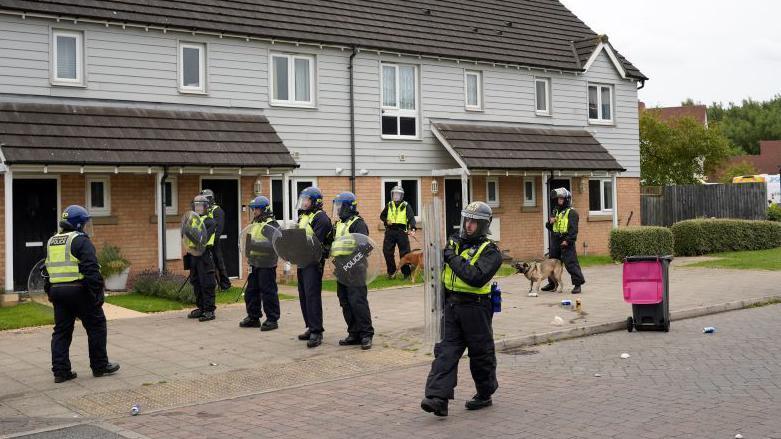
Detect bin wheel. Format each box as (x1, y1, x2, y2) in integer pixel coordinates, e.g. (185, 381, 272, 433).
(626, 317, 634, 332)
(663, 319, 670, 332)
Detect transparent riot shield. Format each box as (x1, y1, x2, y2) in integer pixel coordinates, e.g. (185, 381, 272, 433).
(272, 224, 322, 267)
(26, 258, 47, 298)
(330, 233, 379, 287)
(240, 221, 279, 268)
(423, 199, 445, 351)
(181, 211, 208, 257)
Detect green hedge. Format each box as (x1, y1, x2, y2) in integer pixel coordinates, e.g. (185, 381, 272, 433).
(609, 226, 674, 261)
(671, 219, 781, 256)
(768, 204, 781, 222)
(130, 269, 195, 304)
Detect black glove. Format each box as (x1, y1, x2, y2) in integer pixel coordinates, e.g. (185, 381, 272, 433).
(443, 238, 458, 263)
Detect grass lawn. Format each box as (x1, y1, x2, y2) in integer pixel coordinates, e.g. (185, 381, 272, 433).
(0, 302, 54, 331)
(578, 255, 615, 267)
(685, 247, 781, 271)
(105, 294, 185, 313)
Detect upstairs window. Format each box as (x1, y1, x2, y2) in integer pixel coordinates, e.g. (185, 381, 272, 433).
(381, 64, 418, 138)
(588, 84, 613, 123)
(465, 70, 482, 111)
(535, 77, 551, 115)
(52, 30, 83, 85)
(271, 54, 315, 107)
(179, 42, 206, 93)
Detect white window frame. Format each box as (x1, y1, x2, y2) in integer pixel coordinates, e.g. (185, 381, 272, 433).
(534, 77, 551, 116)
(380, 63, 419, 139)
(161, 176, 178, 216)
(588, 83, 614, 125)
(588, 178, 614, 214)
(464, 70, 482, 111)
(291, 177, 317, 220)
(485, 178, 499, 207)
(51, 29, 84, 86)
(381, 178, 422, 221)
(178, 41, 206, 94)
(86, 176, 111, 217)
(269, 53, 316, 107)
(523, 177, 536, 207)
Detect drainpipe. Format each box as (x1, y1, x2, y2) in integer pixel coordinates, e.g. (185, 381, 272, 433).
(349, 47, 358, 193)
(160, 166, 168, 272)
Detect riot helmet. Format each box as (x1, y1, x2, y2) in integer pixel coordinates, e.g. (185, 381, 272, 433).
(333, 192, 358, 221)
(459, 201, 492, 240)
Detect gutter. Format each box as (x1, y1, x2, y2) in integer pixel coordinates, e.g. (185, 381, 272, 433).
(349, 47, 358, 193)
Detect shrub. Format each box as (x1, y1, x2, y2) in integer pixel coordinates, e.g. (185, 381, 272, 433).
(671, 219, 781, 256)
(609, 226, 674, 261)
(768, 204, 781, 222)
(130, 269, 195, 304)
(98, 244, 130, 278)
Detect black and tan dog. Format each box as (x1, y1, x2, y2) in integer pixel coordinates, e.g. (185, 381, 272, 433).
(513, 259, 564, 294)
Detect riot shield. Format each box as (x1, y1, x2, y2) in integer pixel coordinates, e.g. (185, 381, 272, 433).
(423, 199, 445, 350)
(26, 258, 47, 296)
(240, 222, 279, 268)
(272, 225, 322, 267)
(329, 233, 379, 287)
(181, 211, 208, 257)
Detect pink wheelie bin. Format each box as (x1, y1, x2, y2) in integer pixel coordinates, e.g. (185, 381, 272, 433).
(623, 256, 672, 332)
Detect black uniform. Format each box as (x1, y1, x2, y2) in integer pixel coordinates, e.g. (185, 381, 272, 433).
(210, 204, 232, 291)
(244, 217, 281, 323)
(191, 217, 218, 313)
(297, 209, 333, 335)
(335, 215, 374, 341)
(424, 235, 503, 401)
(545, 207, 585, 287)
(380, 201, 417, 276)
(44, 228, 110, 377)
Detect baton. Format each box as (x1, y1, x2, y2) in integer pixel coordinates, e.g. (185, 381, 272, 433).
(234, 275, 250, 303)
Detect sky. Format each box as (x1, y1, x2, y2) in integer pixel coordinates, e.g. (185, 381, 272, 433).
(560, 0, 781, 108)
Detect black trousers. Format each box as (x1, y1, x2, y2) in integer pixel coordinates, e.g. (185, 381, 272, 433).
(336, 282, 374, 339)
(191, 251, 217, 312)
(383, 227, 411, 276)
(212, 240, 232, 290)
(549, 237, 586, 286)
(297, 263, 324, 334)
(424, 294, 498, 400)
(50, 286, 109, 376)
(245, 266, 280, 322)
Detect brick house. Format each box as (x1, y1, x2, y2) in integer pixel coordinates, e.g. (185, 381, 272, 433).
(0, 0, 647, 292)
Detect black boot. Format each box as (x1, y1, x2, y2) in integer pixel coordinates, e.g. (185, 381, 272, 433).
(187, 308, 203, 319)
(421, 397, 448, 417)
(298, 329, 312, 340)
(92, 362, 120, 378)
(540, 283, 557, 292)
(307, 332, 323, 348)
(239, 316, 261, 328)
(199, 311, 216, 322)
(339, 334, 361, 346)
(571, 285, 582, 294)
(54, 371, 77, 383)
(465, 394, 493, 410)
(360, 336, 372, 350)
(260, 320, 279, 332)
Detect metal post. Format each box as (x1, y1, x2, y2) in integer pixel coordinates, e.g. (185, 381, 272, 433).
(4, 169, 13, 291)
(612, 174, 619, 228)
(282, 172, 291, 227)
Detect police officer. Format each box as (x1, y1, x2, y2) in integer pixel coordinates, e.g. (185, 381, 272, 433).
(380, 185, 417, 278)
(543, 188, 585, 294)
(200, 189, 232, 291)
(421, 201, 502, 417)
(296, 187, 333, 348)
(239, 196, 281, 331)
(185, 195, 219, 321)
(331, 192, 374, 350)
(44, 205, 119, 383)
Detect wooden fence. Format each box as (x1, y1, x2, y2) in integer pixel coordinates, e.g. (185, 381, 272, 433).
(641, 183, 768, 226)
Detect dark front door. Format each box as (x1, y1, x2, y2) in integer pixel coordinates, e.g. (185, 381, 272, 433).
(201, 179, 239, 278)
(13, 179, 58, 291)
(444, 179, 464, 238)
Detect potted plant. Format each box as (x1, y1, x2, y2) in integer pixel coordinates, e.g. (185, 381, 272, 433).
(99, 244, 132, 291)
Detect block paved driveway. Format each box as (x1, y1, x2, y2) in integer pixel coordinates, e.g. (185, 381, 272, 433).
(111, 303, 781, 439)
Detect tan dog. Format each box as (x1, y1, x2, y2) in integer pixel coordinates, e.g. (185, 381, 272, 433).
(397, 250, 424, 283)
(513, 259, 564, 294)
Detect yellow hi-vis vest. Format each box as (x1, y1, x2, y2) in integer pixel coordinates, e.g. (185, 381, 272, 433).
(441, 240, 492, 295)
(331, 216, 360, 257)
(45, 231, 85, 284)
(207, 204, 220, 219)
(386, 201, 408, 226)
(552, 208, 571, 234)
(248, 218, 273, 257)
(184, 215, 216, 250)
(298, 210, 322, 236)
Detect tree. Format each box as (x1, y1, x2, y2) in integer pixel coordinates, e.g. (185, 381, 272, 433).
(707, 96, 781, 154)
(640, 112, 734, 186)
(717, 161, 759, 184)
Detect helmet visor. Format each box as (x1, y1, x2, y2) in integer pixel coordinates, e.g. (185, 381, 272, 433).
(459, 216, 489, 239)
(332, 201, 345, 220)
(391, 190, 403, 202)
(193, 200, 209, 216)
(297, 194, 312, 211)
(81, 219, 94, 240)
